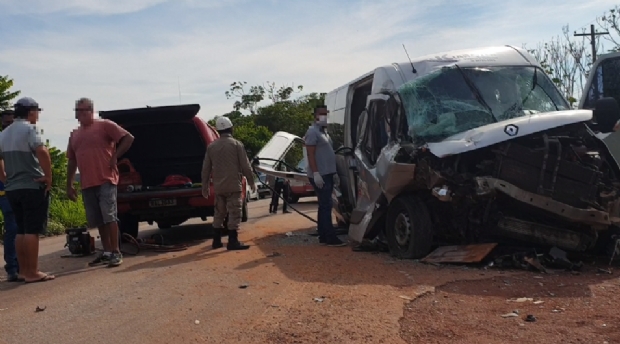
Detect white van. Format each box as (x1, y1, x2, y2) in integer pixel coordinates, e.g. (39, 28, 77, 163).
(255, 45, 620, 259)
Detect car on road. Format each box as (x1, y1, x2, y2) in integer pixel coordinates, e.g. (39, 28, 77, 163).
(99, 104, 248, 237)
(256, 173, 271, 199)
(287, 157, 315, 204)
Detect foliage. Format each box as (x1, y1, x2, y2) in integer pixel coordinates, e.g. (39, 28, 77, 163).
(0, 75, 20, 111)
(47, 144, 69, 198)
(225, 81, 304, 114)
(524, 25, 596, 107)
(48, 195, 88, 229)
(597, 6, 620, 52)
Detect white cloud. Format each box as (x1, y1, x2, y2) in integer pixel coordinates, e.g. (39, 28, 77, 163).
(1, 0, 618, 150)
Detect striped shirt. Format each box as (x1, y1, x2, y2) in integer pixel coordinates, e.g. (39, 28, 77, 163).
(0, 119, 45, 191)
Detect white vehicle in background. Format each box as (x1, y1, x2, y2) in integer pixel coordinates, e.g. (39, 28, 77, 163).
(255, 45, 620, 259)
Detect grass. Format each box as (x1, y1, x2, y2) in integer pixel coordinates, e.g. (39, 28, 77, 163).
(0, 195, 88, 242)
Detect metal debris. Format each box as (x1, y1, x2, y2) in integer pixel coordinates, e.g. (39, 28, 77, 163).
(239, 284, 249, 289)
(501, 312, 519, 318)
(422, 243, 498, 264)
(35, 306, 46, 313)
(547, 247, 582, 271)
(313, 297, 325, 303)
(525, 315, 537, 322)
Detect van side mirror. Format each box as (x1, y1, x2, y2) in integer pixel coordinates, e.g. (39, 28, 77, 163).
(593, 97, 620, 134)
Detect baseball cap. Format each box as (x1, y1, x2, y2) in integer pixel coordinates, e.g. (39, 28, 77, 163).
(14, 97, 42, 111)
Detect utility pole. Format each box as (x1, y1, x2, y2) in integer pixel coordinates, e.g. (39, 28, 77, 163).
(574, 24, 609, 63)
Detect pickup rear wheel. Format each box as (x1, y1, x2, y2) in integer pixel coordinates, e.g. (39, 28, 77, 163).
(386, 195, 433, 259)
(119, 214, 139, 240)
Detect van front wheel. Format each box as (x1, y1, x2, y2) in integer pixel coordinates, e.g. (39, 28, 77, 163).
(385, 195, 433, 259)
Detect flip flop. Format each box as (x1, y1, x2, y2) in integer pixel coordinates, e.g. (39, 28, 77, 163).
(25, 274, 55, 284)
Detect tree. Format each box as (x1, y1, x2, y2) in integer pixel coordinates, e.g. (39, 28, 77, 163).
(525, 25, 599, 106)
(597, 6, 620, 52)
(0, 75, 20, 111)
(45, 142, 69, 197)
(225, 81, 303, 114)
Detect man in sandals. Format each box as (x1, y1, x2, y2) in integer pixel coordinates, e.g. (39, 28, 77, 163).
(0, 97, 54, 283)
(201, 116, 256, 250)
(66, 98, 134, 267)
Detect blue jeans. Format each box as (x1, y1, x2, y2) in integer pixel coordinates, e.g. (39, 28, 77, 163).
(309, 173, 337, 242)
(0, 196, 19, 276)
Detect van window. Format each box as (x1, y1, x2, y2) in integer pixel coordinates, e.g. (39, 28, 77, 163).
(583, 57, 620, 109)
(398, 66, 569, 143)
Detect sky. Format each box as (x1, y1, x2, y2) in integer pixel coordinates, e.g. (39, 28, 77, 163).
(0, 0, 618, 150)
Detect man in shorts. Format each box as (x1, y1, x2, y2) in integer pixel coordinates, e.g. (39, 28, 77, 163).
(0, 97, 54, 283)
(66, 98, 134, 267)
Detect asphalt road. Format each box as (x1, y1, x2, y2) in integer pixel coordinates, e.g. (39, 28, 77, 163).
(0, 198, 324, 344)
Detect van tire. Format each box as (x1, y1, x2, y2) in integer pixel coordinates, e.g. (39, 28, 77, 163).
(119, 214, 139, 240)
(385, 195, 433, 259)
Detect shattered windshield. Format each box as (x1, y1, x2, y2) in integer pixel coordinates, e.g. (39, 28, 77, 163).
(398, 66, 570, 142)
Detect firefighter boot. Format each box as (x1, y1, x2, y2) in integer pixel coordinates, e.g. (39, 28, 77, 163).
(212, 228, 223, 249)
(227, 230, 249, 250)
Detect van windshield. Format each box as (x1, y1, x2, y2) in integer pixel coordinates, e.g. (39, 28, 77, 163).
(398, 65, 570, 142)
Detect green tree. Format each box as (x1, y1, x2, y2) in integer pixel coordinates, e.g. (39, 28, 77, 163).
(46, 142, 69, 197)
(0, 75, 20, 111)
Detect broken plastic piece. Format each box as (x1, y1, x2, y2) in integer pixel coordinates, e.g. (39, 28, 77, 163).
(422, 243, 498, 264)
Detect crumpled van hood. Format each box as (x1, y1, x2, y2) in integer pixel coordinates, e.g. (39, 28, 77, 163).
(426, 110, 594, 158)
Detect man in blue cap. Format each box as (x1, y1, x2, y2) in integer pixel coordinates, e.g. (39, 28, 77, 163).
(0, 109, 20, 282)
(0, 97, 54, 283)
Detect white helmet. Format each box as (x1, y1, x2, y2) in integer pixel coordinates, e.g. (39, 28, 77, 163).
(215, 116, 233, 131)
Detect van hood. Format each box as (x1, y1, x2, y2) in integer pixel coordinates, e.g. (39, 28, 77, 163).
(426, 110, 594, 158)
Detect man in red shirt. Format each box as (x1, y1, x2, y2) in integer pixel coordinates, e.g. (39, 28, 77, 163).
(66, 98, 134, 267)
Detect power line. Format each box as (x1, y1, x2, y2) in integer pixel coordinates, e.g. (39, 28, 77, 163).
(574, 24, 609, 62)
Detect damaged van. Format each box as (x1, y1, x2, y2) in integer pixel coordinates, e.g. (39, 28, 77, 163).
(254, 45, 620, 259)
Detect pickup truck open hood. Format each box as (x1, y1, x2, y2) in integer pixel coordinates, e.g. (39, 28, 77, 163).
(426, 110, 594, 158)
(99, 104, 200, 125)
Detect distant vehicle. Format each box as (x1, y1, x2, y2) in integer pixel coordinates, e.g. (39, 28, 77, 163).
(256, 173, 271, 199)
(255, 45, 620, 259)
(287, 157, 315, 204)
(99, 104, 248, 237)
(246, 177, 259, 201)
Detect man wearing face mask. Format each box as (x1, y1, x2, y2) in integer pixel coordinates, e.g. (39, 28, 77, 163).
(304, 105, 346, 247)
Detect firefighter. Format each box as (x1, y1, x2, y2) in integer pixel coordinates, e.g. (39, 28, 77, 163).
(201, 116, 256, 250)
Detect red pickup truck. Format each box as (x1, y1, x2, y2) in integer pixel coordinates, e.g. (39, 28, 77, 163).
(98, 104, 248, 238)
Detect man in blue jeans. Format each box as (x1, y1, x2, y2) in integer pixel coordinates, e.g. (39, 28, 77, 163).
(0, 109, 20, 282)
(304, 105, 346, 247)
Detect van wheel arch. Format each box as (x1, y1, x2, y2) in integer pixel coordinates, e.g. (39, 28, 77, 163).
(385, 194, 433, 259)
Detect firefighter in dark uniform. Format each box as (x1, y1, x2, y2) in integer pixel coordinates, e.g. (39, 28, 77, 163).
(201, 116, 256, 250)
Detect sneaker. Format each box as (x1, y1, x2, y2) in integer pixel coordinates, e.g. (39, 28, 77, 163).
(326, 238, 347, 247)
(88, 253, 110, 267)
(107, 253, 123, 267)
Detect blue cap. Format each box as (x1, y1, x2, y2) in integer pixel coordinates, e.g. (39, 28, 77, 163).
(14, 97, 41, 110)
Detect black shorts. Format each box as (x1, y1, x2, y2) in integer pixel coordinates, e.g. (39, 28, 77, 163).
(6, 188, 50, 235)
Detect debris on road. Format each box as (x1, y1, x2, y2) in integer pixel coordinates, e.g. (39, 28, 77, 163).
(525, 315, 537, 322)
(501, 312, 519, 318)
(35, 306, 46, 313)
(509, 297, 534, 303)
(313, 297, 325, 303)
(239, 284, 249, 289)
(194, 320, 200, 325)
(534, 300, 545, 305)
(598, 268, 613, 275)
(0, 308, 7, 311)
(422, 243, 498, 264)
(399, 295, 414, 301)
(546, 247, 582, 271)
(266, 252, 282, 258)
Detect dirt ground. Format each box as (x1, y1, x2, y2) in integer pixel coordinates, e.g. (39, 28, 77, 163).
(1, 198, 620, 344)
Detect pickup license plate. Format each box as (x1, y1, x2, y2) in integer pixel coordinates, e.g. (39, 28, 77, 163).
(149, 198, 177, 208)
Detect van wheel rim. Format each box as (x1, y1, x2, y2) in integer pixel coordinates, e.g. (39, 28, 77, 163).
(394, 213, 411, 247)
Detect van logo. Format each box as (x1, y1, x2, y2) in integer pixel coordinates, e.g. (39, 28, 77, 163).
(504, 124, 519, 137)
